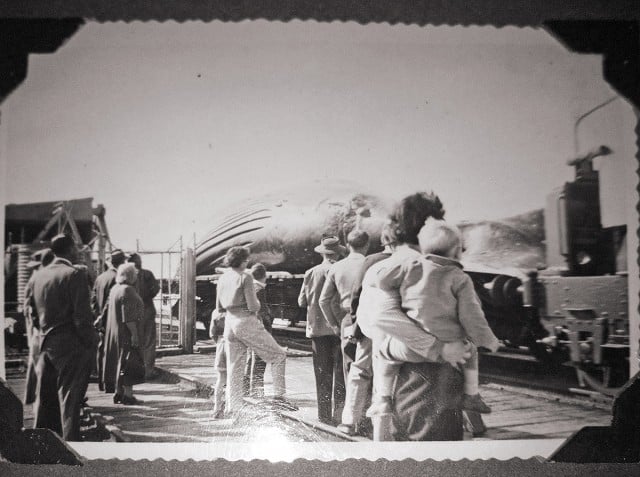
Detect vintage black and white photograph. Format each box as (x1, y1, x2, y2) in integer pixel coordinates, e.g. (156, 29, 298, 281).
(1, 15, 638, 467)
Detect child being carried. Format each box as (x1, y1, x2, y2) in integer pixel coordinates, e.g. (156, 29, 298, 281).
(359, 217, 500, 420)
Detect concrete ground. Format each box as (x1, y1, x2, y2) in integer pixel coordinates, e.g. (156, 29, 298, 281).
(5, 335, 614, 460)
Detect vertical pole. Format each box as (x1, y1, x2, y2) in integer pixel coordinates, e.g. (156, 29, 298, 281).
(178, 236, 183, 346)
(168, 248, 173, 344)
(159, 252, 164, 347)
(179, 248, 196, 353)
(0, 110, 6, 380)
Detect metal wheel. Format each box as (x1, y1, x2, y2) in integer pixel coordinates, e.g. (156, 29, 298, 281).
(528, 341, 568, 364)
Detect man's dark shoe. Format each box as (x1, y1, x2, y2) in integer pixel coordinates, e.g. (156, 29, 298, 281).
(461, 393, 491, 414)
(120, 395, 143, 406)
(145, 369, 160, 380)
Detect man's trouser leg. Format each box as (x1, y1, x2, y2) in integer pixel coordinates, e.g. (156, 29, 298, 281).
(340, 314, 354, 383)
(35, 332, 91, 441)
(331, 335, 346, 424)
(311, 335, 335, 423)
(141, 317, 157, 375)
(96, 330, 105, 389)
(341, 336, 372, 428)
(34, 350, 62, 436)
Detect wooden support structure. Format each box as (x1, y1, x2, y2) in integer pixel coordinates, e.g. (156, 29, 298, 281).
(179, 247, 196, 353)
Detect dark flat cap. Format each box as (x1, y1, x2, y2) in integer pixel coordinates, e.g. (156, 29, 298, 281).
(111, 249, 125, 259)
(51, 234, 75, 255)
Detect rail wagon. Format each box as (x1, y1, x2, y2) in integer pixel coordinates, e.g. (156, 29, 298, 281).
(194, 159, 629, 396)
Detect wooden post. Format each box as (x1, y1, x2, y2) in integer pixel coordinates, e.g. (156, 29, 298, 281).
(179, 247, 196, 353)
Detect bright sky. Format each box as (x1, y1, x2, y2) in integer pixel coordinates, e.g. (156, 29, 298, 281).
(2, 21, 633, 257)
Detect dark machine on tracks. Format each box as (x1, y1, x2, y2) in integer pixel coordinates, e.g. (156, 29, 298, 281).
(194, 154, 630, 395)
(523, 146, 628, 394)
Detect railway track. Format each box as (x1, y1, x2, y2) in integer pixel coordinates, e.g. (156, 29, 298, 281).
(7, 323, 615, 407)
(271, 324, 615, 407)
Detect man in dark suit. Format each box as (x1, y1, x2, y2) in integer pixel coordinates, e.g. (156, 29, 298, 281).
(298, 236, 346, 425)
(127, 253, 160, 379)
(25, 234, 99, 441)
(91, 249, 126, 390)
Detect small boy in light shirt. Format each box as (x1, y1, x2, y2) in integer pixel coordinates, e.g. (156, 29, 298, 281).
(368, 218, 499, 418)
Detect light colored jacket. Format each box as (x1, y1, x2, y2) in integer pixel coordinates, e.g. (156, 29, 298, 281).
(298, 261, 336, 338)
(378, 252, 499, 350)
(318, 252, 366, 328)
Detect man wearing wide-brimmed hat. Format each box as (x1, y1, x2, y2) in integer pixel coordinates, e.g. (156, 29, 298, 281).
(319, 229, 370, 434)
(298, 235, 346, 425)
(91, 248, 126, 390)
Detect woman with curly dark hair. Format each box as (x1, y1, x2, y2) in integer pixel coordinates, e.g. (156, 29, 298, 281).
(391, 191, 445, 245)
(358, 191, 471, 441)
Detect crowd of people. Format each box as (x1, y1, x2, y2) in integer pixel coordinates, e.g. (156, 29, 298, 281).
(211, 191, 499, 441)
(23, 237, 159, 440)
(20, 190, 497, 443)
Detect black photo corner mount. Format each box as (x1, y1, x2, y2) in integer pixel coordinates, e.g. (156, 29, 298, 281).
(0, 380, 84, 465)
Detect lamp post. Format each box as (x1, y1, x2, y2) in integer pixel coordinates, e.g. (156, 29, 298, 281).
(573, 95, 619, 155)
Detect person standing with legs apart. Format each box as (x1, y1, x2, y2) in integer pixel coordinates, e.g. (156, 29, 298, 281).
(319, 230, 370, 436)
(298, 236, 346, 425)
(216, 246, 294, 415)
(92, 249, 126, 391)
(127, 253, 160, 380)
(24, 234, 99, 441)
